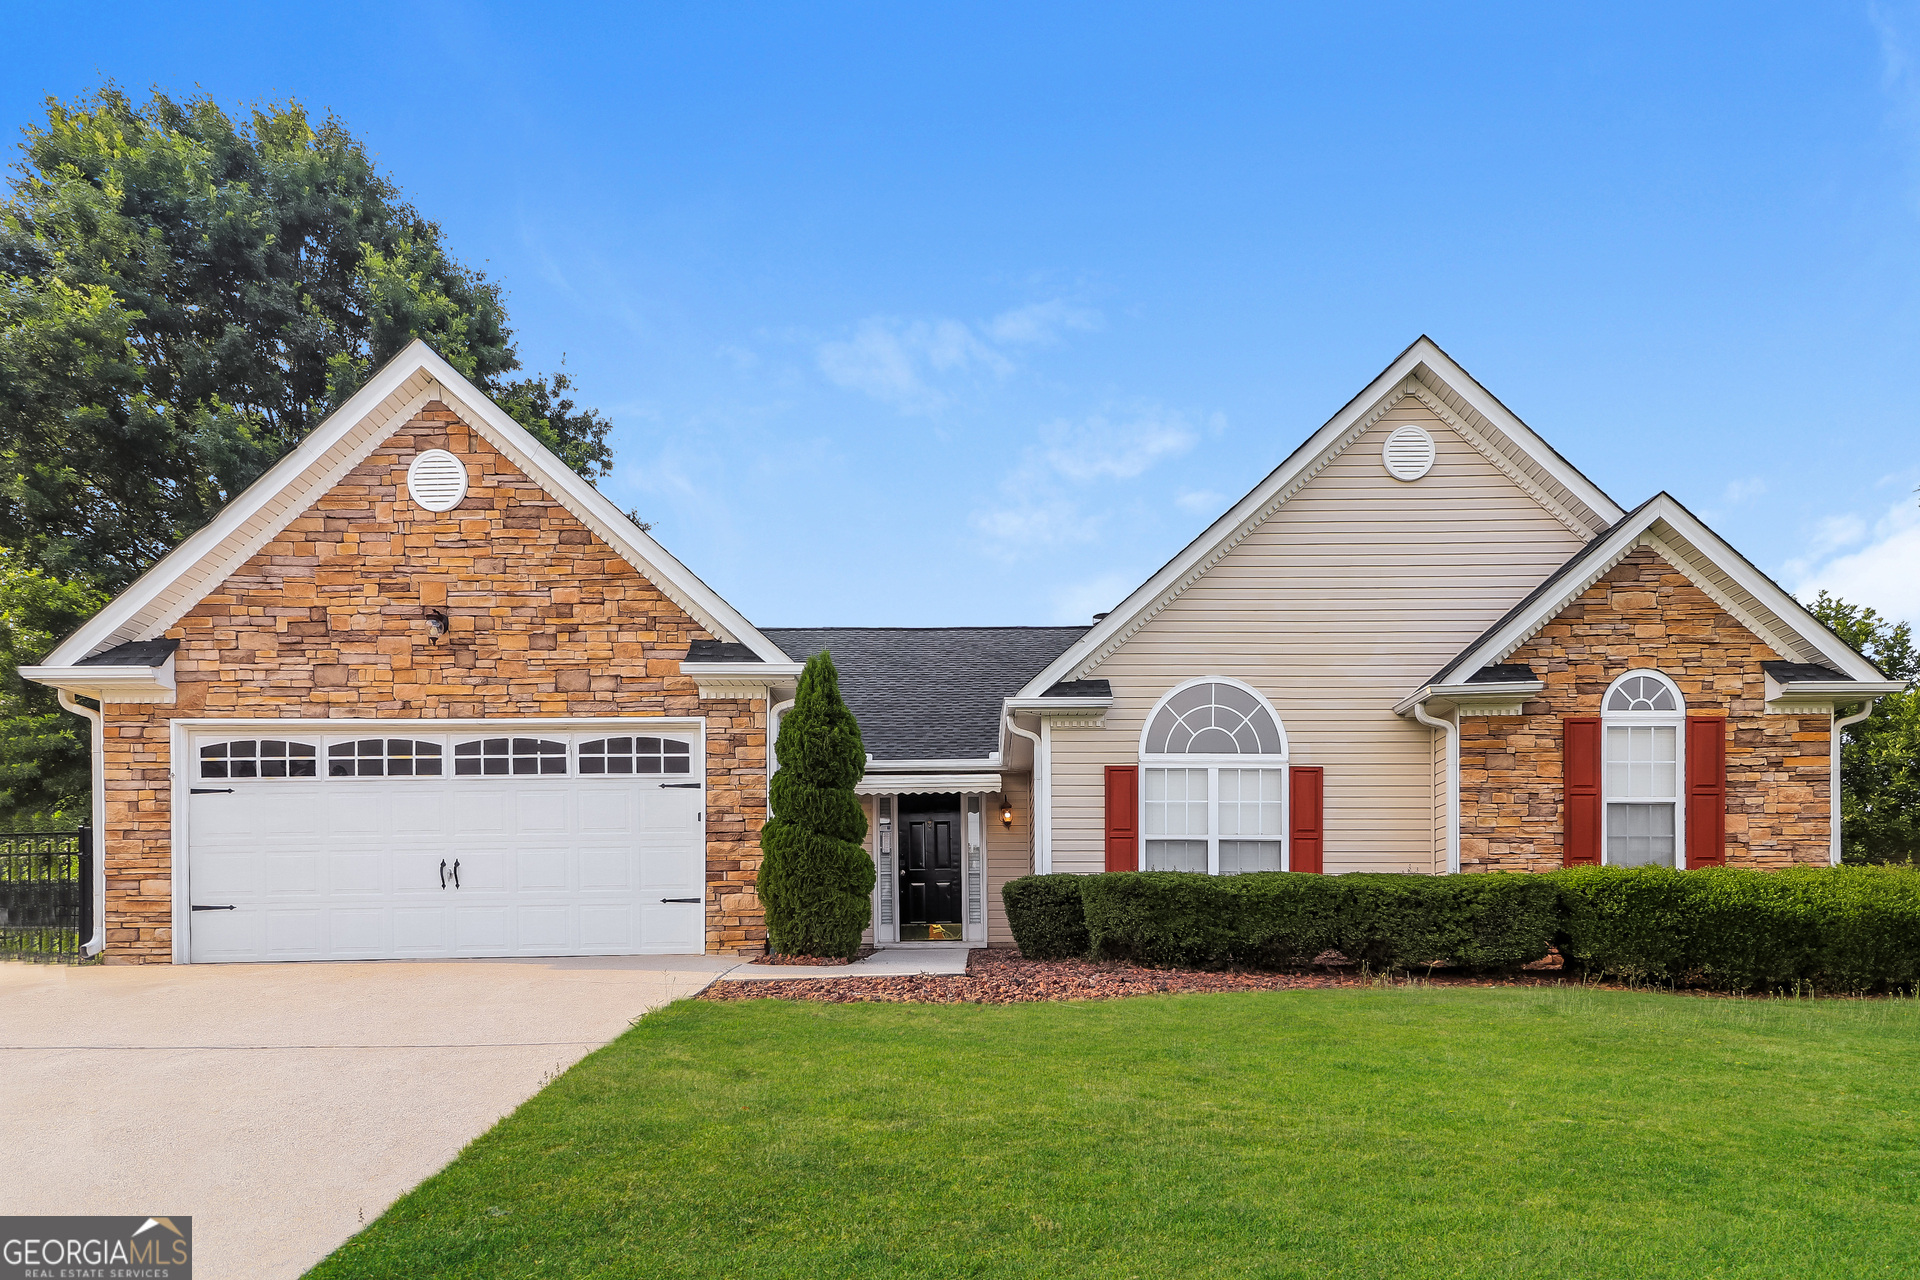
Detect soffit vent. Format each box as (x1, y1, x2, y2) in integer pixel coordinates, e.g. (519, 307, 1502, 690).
(406, 449, 469, 512)
(1382, 424, 1436, 481)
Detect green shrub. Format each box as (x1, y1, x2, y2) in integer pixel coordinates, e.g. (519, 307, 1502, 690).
(1073, 870, 1557, 973)
(1551, 864, 1920, 991)
(1000, 874, 1090, 959)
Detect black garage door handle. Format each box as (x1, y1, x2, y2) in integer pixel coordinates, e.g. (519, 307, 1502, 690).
(659, 783, 702, 789)
(191, 788, 234, 794)
(660, 897, 701, 903)
(191, 904, 236, 911)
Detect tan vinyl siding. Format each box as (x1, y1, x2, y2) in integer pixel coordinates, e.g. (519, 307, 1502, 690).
(984, 772, 1034, 945)
(1051, 404, 1587, 874)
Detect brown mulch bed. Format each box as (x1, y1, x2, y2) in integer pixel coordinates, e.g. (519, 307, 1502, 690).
(699, 947, 1585, 1006)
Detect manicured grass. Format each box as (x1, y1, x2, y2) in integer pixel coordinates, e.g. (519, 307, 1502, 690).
(308, 987, 1920, 1279)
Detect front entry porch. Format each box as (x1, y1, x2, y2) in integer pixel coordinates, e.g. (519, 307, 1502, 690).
(866, 790, 990, 945)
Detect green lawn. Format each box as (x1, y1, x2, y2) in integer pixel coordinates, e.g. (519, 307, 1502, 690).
(308, 987, 1920, 1279)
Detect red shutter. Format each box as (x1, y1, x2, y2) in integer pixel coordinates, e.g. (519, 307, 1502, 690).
(1685, 717, 1727, 868)
(1563, 717, 1602, 867)
(1289, 766, 1324, 874)
(1104, 766, 1138, 872)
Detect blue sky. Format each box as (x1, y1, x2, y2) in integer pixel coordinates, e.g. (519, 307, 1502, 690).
(14, 3, 1920, 629)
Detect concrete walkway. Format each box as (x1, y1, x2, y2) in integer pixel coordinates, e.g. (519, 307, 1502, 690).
(0, 955, 733, 1280)
(724, 946, 977, 980)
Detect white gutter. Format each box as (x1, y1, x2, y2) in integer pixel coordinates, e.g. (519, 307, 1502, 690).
(56, 690, 106, 957)
(1003, 712, 1048, 875)
(1410, 701, 1460, 874)
(1830, 700, 1878, 866)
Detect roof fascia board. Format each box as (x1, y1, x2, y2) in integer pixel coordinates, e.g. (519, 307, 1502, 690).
(49, 340, 789, 666)
(1406, 342, 1622, 529)
(1393, 680, 1545, 717)
(46, 357, 437, 666)
(1434, 495, 1883, 684)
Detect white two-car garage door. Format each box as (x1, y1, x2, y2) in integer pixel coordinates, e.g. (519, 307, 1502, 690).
(183, 722, 706, 963)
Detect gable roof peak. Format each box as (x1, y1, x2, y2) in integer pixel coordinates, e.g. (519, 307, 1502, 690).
(39, 339, 788, 668)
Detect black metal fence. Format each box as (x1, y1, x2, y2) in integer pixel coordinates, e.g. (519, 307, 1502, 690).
(0, 830, 91, 962)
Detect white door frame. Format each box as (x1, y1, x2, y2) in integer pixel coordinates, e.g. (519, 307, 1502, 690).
(168, 715, 706, 964)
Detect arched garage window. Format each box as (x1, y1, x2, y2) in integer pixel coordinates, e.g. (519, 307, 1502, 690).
(1138, 678, 1289, 875)
(1602, 670, 1685, 867)
(199, 739, 317, 780)
(327, 739, 444, 777)
(453, 737, 568, 776)
(579, 736, 692, 775)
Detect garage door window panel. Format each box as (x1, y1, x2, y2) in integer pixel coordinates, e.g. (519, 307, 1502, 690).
(200, 740, 318, 780)
(454, 737, 568, 776)
(327, 739, 445, 777)
(579, 736, 692, 775)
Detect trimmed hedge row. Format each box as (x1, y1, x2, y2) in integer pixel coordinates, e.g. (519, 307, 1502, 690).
(1001, 865, 1920, 991)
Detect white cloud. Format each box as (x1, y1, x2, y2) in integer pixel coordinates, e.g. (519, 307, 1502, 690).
(815, 317, 1009, 414)
(1723, 476, 1768, 504)
(1176, 489, 1226, 514)
(984, 300, 1103, 346)
(815, 298, 1096, 413)
(1793, 495, 1920, 627)
(969, 497, 1103, 555)
(1051, 571, 1137, 625)
(1041, 409, 1198, 482)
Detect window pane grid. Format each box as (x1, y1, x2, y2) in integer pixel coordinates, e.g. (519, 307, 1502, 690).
(453, 737, 567, 776)
(200, 739, 317, 779)
(1144, 768, 1208, 837)
(326, 739, 443, 778)
(578, 735, 692, 775)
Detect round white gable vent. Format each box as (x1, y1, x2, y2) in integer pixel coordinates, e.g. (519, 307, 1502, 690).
(1382, 424, 1436, 481)
(406, 449, 469, 512)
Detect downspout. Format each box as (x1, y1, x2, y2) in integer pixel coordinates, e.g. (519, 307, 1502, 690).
(1003, 712, 1048, 875)
(1411, 701, 1460, 875)
(57, 689, 106, 957)
(1830, 700, 1876, 866)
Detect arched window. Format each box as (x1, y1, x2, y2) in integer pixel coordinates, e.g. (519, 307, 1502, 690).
(1601, 670, 1685, 867)
(327, 739, 444, 777)
(578, 736, 693, 775)
(452, 737, 568, 776)
(199, 739, 317, 780)
(1138, 678, 1289, 876)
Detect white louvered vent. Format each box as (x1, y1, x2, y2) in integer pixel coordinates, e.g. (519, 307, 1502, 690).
(1381, 424, 1436, 481)
(406, 449, 469, 512)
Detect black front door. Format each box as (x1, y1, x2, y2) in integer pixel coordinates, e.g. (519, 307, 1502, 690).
(899, 795, 962, 941)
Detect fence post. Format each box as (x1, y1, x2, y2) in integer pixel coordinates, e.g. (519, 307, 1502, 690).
(77, 826, 93, 956)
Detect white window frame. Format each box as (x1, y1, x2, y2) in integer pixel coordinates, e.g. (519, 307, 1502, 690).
(1136, 676, 1290, 875)
(1600, 670, 1687, 868)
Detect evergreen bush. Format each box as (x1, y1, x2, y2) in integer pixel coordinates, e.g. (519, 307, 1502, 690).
(757, 652, 875, 958)
(1000, 874, 1090, 959)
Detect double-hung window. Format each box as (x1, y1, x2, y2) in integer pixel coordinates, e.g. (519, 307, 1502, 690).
(1602, 671, 1685, 867)
(1139, 678, 1289, 874)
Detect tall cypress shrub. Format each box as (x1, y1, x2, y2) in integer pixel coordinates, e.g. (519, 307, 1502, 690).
(758, 652, 875, 957)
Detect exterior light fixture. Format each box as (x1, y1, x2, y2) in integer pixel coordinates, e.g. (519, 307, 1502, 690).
(425, 609, 448, 643)
(1000, 795, 1014, 829)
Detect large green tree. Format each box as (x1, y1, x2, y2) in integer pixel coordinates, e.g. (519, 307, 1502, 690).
(0, 548, 105, 826)
(758, 652, 875, 958)
(1808, 591, 1919, 864)
(0, 84, 614, 593)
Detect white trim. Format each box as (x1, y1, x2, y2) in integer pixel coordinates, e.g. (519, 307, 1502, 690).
(855, 772, 1004, 795)
(1393, 679, 1545, 718)
(44, 340, 789, 667)
(56, 691, 106, 955)
(1599, 671, 1686, 869)
(168, 714, 706, 965)
(1429, 495, 1890, 688)
(1015, 338, 1626, 694)
(1832, 701, 1877, 865)
(21, 655, 176, 703)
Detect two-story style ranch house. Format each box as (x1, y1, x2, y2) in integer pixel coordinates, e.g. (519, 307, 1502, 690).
(23, 337, 1905, 963)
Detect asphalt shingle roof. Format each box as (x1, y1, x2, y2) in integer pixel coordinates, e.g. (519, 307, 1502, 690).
(77, 639, 180, 667)
(761, 627, 1088, 761)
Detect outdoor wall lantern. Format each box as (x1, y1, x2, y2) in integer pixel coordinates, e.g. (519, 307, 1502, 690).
(424, 609, 448, 643)
(1000, 795, 1014, 829)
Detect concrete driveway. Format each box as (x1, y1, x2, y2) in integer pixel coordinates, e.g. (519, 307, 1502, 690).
(0, 955, 737, 1279)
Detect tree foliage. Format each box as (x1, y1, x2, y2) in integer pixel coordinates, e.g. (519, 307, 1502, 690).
(1809, 591, 1919, 864)
(0, 549, 105, 825)
(757, 652, 875, 958)
(0, 84, 614, 593)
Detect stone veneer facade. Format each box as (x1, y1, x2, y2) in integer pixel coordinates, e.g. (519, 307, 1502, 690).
(99, 404, 768, 964)
(1459, 545, 1832, 872)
